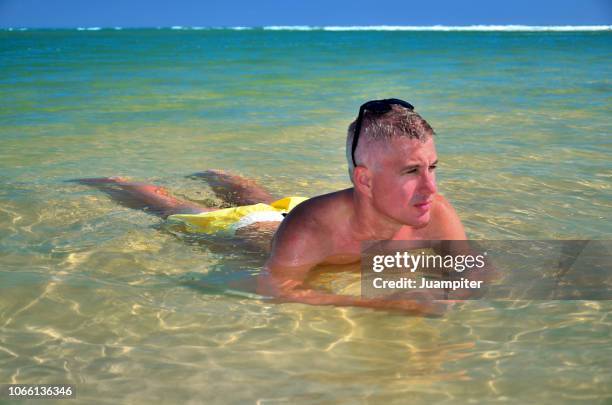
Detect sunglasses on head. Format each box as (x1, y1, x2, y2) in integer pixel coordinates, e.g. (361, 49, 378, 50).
(351, 98, 415, 166)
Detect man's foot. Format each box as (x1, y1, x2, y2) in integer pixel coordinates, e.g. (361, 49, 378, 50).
(189, 169, 276, 206)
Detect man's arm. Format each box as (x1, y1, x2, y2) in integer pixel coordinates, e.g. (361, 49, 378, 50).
(257, 208, 447, 315)
(258, 260, 448, 315)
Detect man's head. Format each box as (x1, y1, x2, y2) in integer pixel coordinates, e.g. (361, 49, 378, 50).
(346, 99, 438, 227)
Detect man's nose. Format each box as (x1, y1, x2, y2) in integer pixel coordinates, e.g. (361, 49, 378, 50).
(419, 170, 437, 195)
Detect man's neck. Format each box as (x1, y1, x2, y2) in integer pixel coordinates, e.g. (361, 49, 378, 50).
(350, 188, 403, 241)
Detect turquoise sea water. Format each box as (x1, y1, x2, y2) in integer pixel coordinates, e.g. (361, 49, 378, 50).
(1, 29, 611, 403)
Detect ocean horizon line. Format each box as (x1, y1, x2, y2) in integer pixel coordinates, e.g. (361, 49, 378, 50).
(2, 24, 611, 32)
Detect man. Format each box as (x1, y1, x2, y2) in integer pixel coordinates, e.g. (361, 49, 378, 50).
(259, 99, 466, 314)
(78, 99, 466, 315)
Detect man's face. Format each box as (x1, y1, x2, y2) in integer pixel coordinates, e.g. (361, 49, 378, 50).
(369, 136, 438, 228)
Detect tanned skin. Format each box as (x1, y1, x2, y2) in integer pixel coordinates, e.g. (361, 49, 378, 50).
(258, 137, 466, 314)
(76, 137, 467, 315)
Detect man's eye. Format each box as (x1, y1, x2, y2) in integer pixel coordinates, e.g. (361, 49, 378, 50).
(404, 169, 418, 174)
(429, 165, 437, 171)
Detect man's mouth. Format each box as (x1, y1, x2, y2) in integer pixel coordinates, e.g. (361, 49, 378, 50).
(413, 200, 432, 211)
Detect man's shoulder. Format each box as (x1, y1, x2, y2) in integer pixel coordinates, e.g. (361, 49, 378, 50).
(432, 193, 453, 214)
(429, 194, 466, 239)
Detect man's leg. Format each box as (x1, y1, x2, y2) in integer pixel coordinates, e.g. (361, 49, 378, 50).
(189, 170, 276, 206)
(73, 177, 211, 218)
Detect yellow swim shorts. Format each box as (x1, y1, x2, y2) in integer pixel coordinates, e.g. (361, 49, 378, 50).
(167, 196, 308, 234)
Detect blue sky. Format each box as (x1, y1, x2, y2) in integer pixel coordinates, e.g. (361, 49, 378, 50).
(0, 0, 610, 28)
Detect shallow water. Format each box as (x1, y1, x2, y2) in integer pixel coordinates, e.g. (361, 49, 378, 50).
(1, 29, 611, 403)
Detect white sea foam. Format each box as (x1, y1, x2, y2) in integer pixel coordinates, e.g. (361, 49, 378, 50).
(263, 25, 612, 32)
(171, 26, 184, 30)
(263, 25, 317, 31)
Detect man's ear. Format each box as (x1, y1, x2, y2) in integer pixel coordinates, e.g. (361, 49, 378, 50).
(353, 166, 373, 198)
